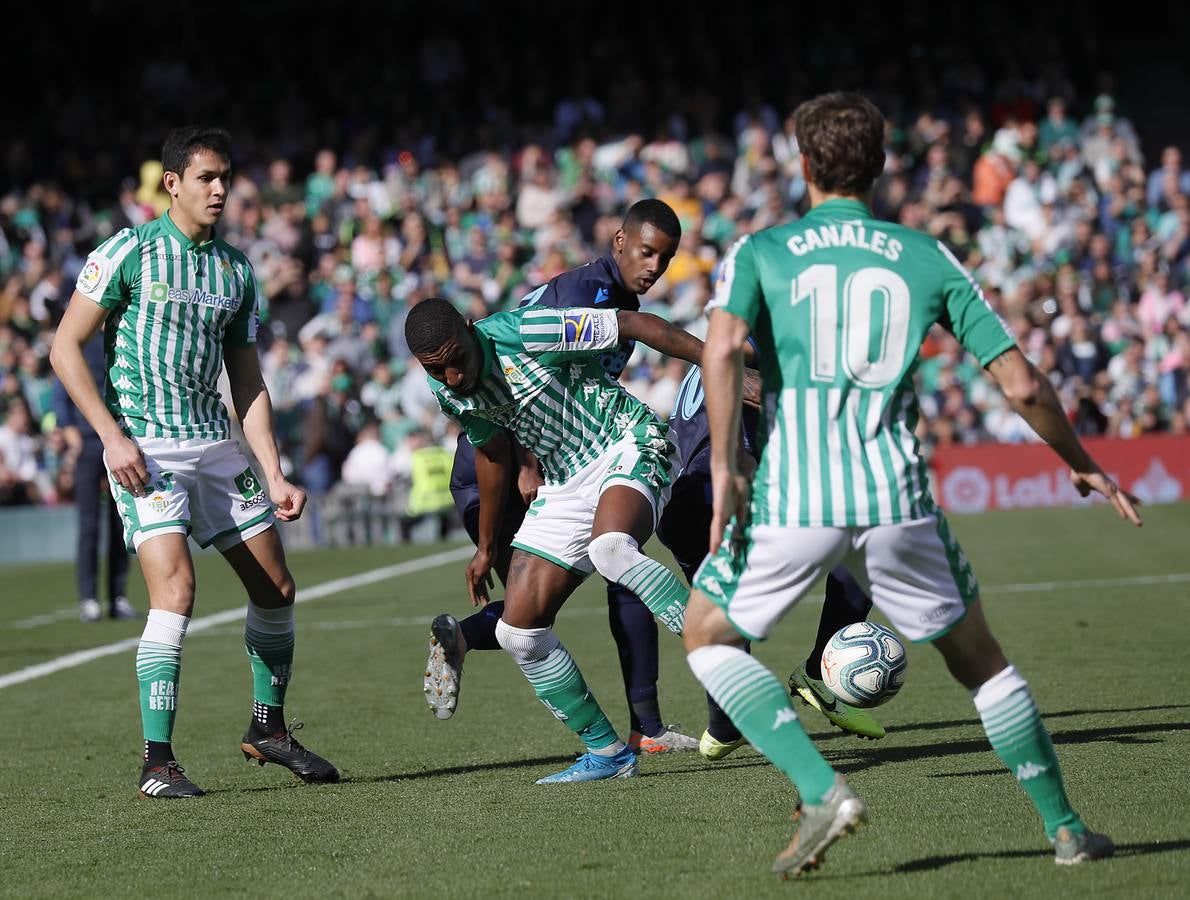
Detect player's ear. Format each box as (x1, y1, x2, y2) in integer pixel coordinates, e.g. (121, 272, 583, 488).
(163, 170, 178, 198)
(613, 228, 625, 253)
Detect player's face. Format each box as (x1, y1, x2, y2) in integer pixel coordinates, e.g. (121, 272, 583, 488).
(167, 149, 231, 230)
(415, 327, 483, 396)
(614, 222, 678, 295)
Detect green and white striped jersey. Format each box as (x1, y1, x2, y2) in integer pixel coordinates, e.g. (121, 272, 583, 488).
(429, 306, 663, 484)
(712, 198, 1016, 528)
(75, 212, 258, 440)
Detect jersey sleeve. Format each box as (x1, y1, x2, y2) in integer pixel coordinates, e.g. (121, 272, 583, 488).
(76, 229, 139, 310)
(516, 307, 620, 356)
(224, 263, 260, 347)
(434, 393, 501, 448)
(935, 241, 1017, 366)
(707, 235, 762, 327)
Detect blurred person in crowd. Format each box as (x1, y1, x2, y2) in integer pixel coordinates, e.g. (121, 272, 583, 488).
(51, 333, 135, 622)
(340, 418, 394, 497)
(0, 395, 42, 505)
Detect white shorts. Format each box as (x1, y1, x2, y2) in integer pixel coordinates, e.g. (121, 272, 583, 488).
(106, 437, 275, 553)
(511, 427, 675, 575)
(693, 513, 979, 643)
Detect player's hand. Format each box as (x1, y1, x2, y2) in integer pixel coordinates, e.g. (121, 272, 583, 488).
(1069, 468, 1142, 526)
(742, 368, 762, 409)
(466, 547, 496, 606)
(102, 434, 150, 497)
(517, 465, 544, 506)
(269, 478, 308, 522)
(709, 466, 751, 553)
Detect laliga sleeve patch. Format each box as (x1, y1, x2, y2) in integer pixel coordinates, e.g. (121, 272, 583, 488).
(76, 256, 109, 296)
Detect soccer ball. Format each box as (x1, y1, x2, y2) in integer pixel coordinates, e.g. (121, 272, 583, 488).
(820, 622, 907, 708)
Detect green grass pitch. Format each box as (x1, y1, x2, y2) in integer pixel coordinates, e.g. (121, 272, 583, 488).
(1, 505, 1188, 899)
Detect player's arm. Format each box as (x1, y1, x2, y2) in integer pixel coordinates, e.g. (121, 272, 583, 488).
(936, 239, 1140, 526)
(469, 431, 512, 605)
(224, 344, 305, 522)
(49, 292, 150, 495)
(703, 309, 754, 551)
(512, 440, 543, 505)
(986, 348, 1141, 525)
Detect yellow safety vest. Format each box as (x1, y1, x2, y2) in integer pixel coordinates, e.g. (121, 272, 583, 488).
(407, 446, 455, 516)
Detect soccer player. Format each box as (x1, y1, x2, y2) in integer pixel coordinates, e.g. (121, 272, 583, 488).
(658, 363, 884, 759)
(682, 92, 1141, 875)
(424, 200, 697, 753)
(50, 127, 338, 799)
(407, 295, 758, 782)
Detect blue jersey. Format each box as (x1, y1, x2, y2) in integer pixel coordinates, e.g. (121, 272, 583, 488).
(450, 253, 640, 497)
(667, 355, 759, 481)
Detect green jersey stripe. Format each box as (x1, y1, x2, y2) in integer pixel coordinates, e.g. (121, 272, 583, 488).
(823, 388, 844, 525)
(842, 392, 870, 525)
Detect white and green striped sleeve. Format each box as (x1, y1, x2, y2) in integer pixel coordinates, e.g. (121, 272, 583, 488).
(516, 307, 619, 356)
(225, 261, 260, 347)
(707, 234, 761, 328)
(76, 229, 139, 310)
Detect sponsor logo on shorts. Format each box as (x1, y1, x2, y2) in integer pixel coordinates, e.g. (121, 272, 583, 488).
(918, 604, 956, 625)
(239, 493, 269, 512)
(234, 469, 262, 501)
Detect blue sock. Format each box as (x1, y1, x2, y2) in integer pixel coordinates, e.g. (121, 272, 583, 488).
(459, 601, 504, 651)
(607, 583, 663, 736)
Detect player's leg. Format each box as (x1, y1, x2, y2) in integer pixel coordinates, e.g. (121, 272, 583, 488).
(107, 440, 204, 798)
(654, 476, 743, 757)
(684, 524, 868, 877)
(788, 569, 885, 740)
(496, 549, 637, 782)
(74, 441, 103, 622)
(859, 514, 1111, 864)
(106, 487, 135, 619)
(424, 478, 525, 718)
(221, 527, 338, 783)
(133, 534, 205, 798)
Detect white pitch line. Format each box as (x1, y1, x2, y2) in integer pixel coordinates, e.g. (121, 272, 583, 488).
(3, 556, 1188, 689)
(0, 546, 473, 691)
(10, 608, 86, 629)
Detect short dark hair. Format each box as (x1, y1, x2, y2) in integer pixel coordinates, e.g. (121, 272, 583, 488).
(622, 198, 681, 240)
(162, 126, 232, 178)
(405, 297, 464, 356)
(794, 93, 885, 196)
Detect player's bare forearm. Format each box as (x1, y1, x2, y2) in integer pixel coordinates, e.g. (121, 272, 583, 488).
(704, 310, 749, 476)
(226, 345, 285, 485)
(616, 310, 703, 365)
(986, 349, 1095, 472)
(49, 292, 123, 444)
(474, 432, 512, 556)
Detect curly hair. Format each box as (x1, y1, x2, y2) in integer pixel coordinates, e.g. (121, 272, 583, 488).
(404, 297, 464, 356)
(794, 93, 885, 197)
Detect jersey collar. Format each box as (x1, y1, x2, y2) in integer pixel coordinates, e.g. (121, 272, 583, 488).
(598, 253, 631, 295)
(807, 198, 871, 218)
(161, 210, 217, 251)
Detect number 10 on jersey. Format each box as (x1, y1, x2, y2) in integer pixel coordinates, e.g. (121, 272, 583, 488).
(792, 264, 911, 389)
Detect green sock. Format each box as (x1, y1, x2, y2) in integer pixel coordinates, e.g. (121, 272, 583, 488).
(136, 610, 188, 744)
(590, 533, 688, 634)
(244, 604, 295, 707)
(974, 666, 1084, 839)
(688, 645, 837, 804)
(500, 622, 619, 750)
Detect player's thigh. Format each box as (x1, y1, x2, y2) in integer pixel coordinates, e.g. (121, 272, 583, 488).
(692, 524, 850, 642)
(501, 549, 584, 628)
(509, 480, 597, 577)
(189, 440, 275, 552)
(655, 475, 713, 583)
(136, 533, 196, 615)
(221, 525, 295, 608)
(848, 513, 981, 644)
(591, 484, 656, 544)
(591, 430, 674, 541)
(106, 439, 195, 553)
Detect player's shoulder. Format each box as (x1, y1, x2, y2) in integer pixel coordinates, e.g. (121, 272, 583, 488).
(89, 225, 143, 260)
(212, 235, 253, 269)
(550, 255, 635, 310)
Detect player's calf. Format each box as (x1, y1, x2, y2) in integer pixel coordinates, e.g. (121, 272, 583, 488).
(588, 532, 687, 634)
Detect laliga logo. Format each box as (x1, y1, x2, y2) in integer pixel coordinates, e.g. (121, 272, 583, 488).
(941, 466, 991, 514)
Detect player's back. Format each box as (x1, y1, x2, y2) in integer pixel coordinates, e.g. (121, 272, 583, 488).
(717, 198, 1013, 528)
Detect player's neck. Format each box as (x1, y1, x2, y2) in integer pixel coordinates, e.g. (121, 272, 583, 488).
(167, 207, 213, 244)
(806, 186, 872, 210)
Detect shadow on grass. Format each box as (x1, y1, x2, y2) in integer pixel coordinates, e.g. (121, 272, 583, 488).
(894, 839, 1190, 873)
(812, 704, 1189, 743)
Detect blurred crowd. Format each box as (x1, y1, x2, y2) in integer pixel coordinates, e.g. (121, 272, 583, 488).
(2, 9, 1189, 508)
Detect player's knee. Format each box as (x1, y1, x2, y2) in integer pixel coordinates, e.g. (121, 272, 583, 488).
(682, 591, 740, 653)
(495, 619, 559, 666)
(588, 531, 641, 584)
(275, 571, 297, 606)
